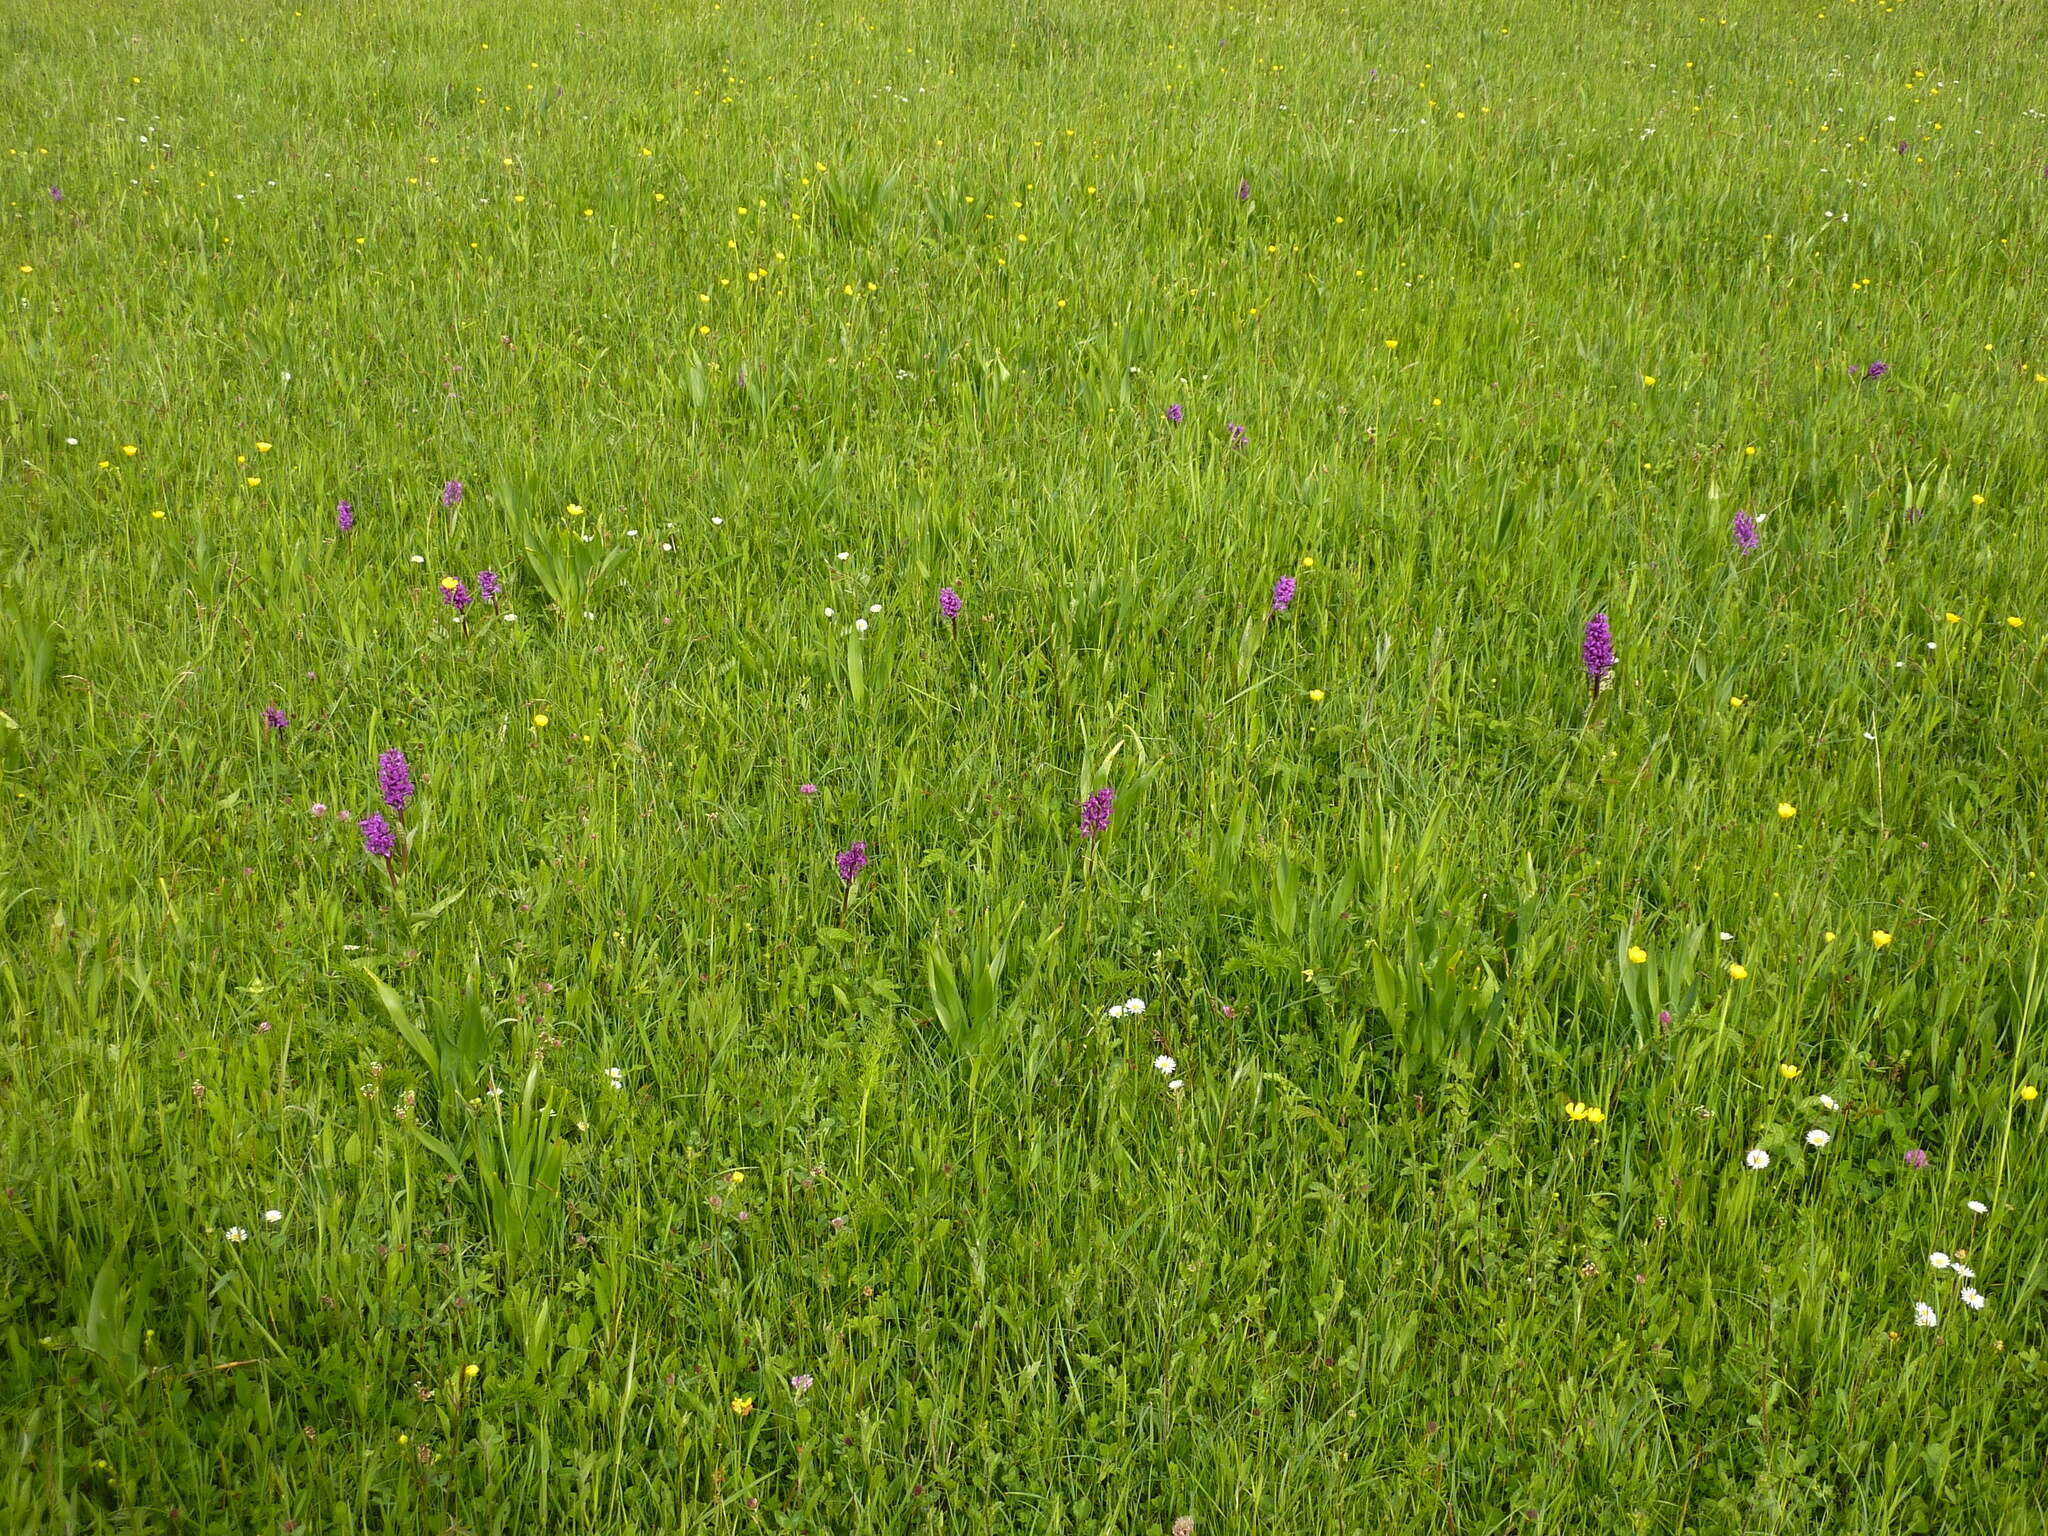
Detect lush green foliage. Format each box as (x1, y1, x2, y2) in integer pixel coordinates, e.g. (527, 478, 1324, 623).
(5, 0, 2048, 1529)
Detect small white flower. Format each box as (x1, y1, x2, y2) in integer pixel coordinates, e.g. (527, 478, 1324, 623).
(854, 618, 868, 633)
(836, 551, 850, 561)
(263, 1209, 282, 1224)
(605, 1066, 624, 1090)
(583, 610, 595, 620)
(1107, 1004, 1124, 1019)
(65, 436, 79, 445)
(1154, 1055, 1176, 1074)
(1952, 1263, 1974, 1279)
(1167, 1079, 1184, 1092)
(1967, 1200, 1988, 1215)
(1818, 1094, 1839, 1111)
(1929, 1251, 1951, 1269)
(410, 553, 425, 564)
(225, 1227, 249, 1244)
(1960, 1287, 1986, 1311)
(501, 612, 517, 622)
(1125, 998, 1146, 1016)
(823, 607, 835, 618)
(1805, 1128, 1830, 1147)
(1745, 1148, 1771, 1170)
(867, 603, 881, 614)
(1913, 1301, 1938, 1328)
(711, 516, 724, 526)
(280, 370, 291, 383)
(625, 528, 639, 537)
(661, 542, 675, 552)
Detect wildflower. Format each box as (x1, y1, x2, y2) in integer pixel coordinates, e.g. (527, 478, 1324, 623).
(1779, 1063, 1801, 1080)
(310, 803, 327, 817)
(360, 813, 396, 860)
(1582, 612, 1616, 688)
(1107, 1004, 1124, 1018)
(336, 499, 354, 532)
(264, 1209, 283, 1224)
(1777, 802, 1796, 820)
(443, 580, 472, 615)
(1732, 509, 1760, 553)
(1728, 963, 1749, 981)
(1226, 422, 1248, 449)
(934, 586, 963, 626)
(226, 1227, 249, 1244)
(731, 1397, 754, 1416)
(1818, 1094, 1839, 1111)
(790, 1374, 815, 1397)
(1627, 945, 1648, 964)
(1861, 361, 1889, 381)
(477, 570, 500, 602)
(2024, 1086, 2040, 1102)
(1805, 1128, 1830, 1147)
(1154, 1055, 1176, 1074)
(1307, 689, 1325, 702)
(1913, 1301, 1937, 1328)
(1126, 998, 1145, 1015)
(48, 186, 61, 203)
(1929, 1251, 1951, 1269)
(1745, 1148, 1771, 1169)
(1730, 696, 1744, 708)
(1236, 178, 1251, 202)
(1905, 1148, 1930, 1168)
(1968, 1200, 1988, 1214)
(2008, 616, 2025, 629)
(264, 707, 288, 732)
(377, 750, 415, 814)
(1871, 929, 1893, 949)
(800, 783, 817, 795)
(836, 842, 868, 883)
(1079, 785, 1115, 838)
(463, 1364, 479, 1379)
(605, 1067, 624, 1090)
(1299, 557, 1314, 570)
(1271, 575, 1297, 613)
(442, 480, 464, 508)
(1961, 1286, 1986, 1311)
(1585, 1106, 1606, 1124)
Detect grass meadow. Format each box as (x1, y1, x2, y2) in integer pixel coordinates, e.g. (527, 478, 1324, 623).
(5, 0, 2048, 1529)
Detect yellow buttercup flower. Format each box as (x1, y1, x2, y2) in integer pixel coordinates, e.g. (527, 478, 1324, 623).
(1730, 696, 1744, 708)
(440, 576, 459, 591)
(2022, 1085, 2039, 1102)
(2008, 616, 2025, 629)
(1585, 1107, 1607, 1125)
(1307, 689, 1325, 703)
(1299, 556, 1315, 570)
(567, 503, 584, 516)
(731, 1396, 754, 1416)
(1779, 1063, 1801, 1080)
(1627, 946, 1648, 965)
(245, 477, 261, 487)
(1823, 931, 1836, 943)
(1871, 929, 1893, 948)
(532, 713, 549, 729)
(255, 441, 272, 453)
(1777, 803, 1796, 820)
(1728, 963, 1749, 981)
(121, 444, 137, 457)
(1944, 613, 1960, 624)
(463, 1363, 479, 1379)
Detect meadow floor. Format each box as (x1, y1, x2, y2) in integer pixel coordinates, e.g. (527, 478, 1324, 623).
(5, 0, 2048, 1530)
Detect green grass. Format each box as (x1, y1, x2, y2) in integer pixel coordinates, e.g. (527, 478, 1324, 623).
(5, 0, 2048, 1529)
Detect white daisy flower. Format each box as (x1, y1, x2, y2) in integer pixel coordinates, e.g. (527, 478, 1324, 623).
(226, 1227, 249, 1244)
(263, 1209, 282, 1224)
(1744, 1148, 1770, 1170)
(1913, 1301, 1938, 1327)
(1967, 1200, 1988, 1215)
(1960, 1287, 1985, 1311)
(1805, 1128, 1830, 1147)
(1928, 1252, 1951, 1269)
(1818, 1094, 1839, 1111)
(1153, 1055, 1176, 1075)
(1168, 1079, 1184, 1092)
(1125, 998, 1146, 1016)
(854, 618, 868, 632)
